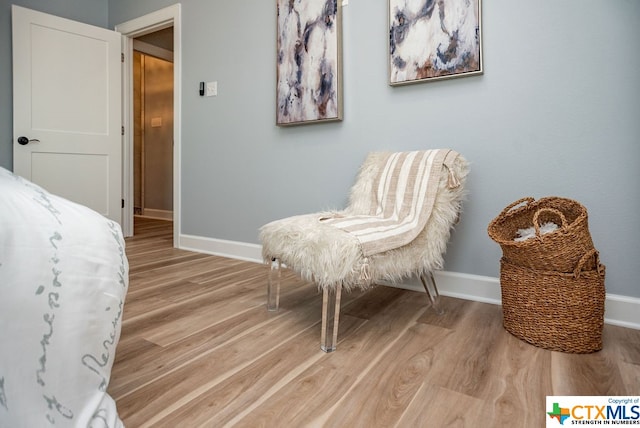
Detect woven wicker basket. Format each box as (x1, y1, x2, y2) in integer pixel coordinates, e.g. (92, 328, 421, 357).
(488, 197, 595, 272)
(500, 250, 605, 353)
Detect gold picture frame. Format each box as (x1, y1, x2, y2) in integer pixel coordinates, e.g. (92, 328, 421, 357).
(389, 0, 483, 85)
(276, 0, 343, 126)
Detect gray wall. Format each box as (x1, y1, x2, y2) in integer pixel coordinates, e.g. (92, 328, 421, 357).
(3, 1, 638, 298)
(0, 0, 107, 169)
(109, 0, 640, 298)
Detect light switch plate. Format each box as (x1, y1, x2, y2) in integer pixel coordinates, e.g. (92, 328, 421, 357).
(206, 81, 217, 97)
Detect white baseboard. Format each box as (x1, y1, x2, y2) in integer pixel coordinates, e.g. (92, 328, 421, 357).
(603, 294, 640, 330)
(179, 233, 262, 263)
(381, 273, 640, 330)
(140, 208, 173, 221)
(178, 234, 640, 330)
(380, 271, 502, 305)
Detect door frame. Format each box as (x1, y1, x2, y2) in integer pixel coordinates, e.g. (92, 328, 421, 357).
(115, 4, 181, 247)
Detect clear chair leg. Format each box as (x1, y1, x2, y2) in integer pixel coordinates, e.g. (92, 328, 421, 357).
(420, 272, 444, 315)
(320, 284, 342, 353)
(267, 258, 281, 311)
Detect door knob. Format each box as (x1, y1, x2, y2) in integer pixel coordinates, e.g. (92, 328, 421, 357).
(17, 136, 40, 145)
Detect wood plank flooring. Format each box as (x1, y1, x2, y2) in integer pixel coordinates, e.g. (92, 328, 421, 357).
(109, 217, 640, 427)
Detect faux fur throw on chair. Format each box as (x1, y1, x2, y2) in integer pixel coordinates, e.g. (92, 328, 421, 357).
(320, 150, 461, 257)
(259, 149, 468, 290)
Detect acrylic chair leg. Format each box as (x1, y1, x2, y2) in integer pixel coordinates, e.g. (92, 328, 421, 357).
(267, 258, 281, 312)
(420, 272, 444, 315)
(320, 284, 342, 353)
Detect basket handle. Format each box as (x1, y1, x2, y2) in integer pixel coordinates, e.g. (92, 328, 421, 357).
(573, 249, 601, 278)
(499, 197, 535, 218)
(532, 207, 568, 238)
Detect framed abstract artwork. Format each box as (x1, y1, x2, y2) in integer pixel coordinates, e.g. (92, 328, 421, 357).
(389, 0, 483, 86)
(276, 0, 343, 126)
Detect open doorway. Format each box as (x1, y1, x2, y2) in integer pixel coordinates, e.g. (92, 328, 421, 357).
(132, 28, 174, 223)
(116, 4, 181, 246)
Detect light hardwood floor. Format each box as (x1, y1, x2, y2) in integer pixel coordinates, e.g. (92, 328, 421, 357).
(109, 217, 640, 427)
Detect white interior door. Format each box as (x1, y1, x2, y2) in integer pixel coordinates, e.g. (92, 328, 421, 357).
(12, 5, 122, 225)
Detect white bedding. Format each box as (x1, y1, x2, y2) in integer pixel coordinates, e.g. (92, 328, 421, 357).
(0, 167, 128, 427)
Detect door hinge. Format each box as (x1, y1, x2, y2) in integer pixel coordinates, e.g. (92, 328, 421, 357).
(121, 53, 125, 63)
(121, 126, 125, 136)
(122, 199, 125, 209)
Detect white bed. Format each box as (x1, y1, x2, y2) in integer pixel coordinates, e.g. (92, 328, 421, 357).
(0, 167, 127, 427)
